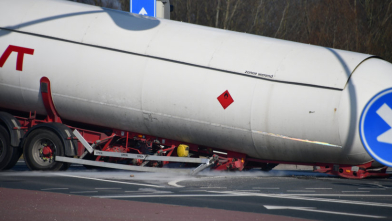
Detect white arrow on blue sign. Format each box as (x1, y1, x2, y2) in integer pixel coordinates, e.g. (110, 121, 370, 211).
(130, 0, 156, 17)
(360, 88, 392, 167)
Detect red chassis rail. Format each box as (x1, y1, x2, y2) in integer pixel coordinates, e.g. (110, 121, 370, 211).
(7, 77, 391, 178)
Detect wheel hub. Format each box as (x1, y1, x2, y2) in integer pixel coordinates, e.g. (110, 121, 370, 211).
(42, 146, 53, 156)
(37, 140, 55, 163)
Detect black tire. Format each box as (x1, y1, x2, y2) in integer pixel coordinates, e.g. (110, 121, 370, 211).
(4, 147, 22, 170)
(23, 129, 68, 171)
(0, 125, 21, 171)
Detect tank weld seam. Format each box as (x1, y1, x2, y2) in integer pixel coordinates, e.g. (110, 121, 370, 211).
(252, 130, 342, 148)
(0, 27, 343, 91)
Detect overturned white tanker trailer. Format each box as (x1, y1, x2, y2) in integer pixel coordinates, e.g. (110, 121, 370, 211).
(0, 0, 391, 178)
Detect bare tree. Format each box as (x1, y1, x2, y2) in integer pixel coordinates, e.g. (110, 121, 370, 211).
(248, 0, 263, 33)
(274, 1, 289, 38)
(215, 0, 221, 27)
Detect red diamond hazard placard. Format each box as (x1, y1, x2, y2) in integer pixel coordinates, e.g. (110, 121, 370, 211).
(217, 90, 234, 109)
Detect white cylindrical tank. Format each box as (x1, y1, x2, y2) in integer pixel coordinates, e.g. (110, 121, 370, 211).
(0, 0, 391, 166)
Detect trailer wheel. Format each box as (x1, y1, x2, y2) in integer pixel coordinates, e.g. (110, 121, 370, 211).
(0, 125, 21, 171)
(23, 129, 68, 171)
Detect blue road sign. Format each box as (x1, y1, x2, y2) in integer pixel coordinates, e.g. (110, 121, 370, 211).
(130, 0, 156, 17)
(360, 88, 392, 167)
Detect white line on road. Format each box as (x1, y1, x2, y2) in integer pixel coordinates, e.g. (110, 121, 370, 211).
(358, 188, 386, 190)
(124, 191, 149, 193)
(287, 190, 316, 192)
(94, 192, 392, 202)
(277, 194, 392, 197)
(207, 191, 392, 208)
(168, 180, 185, 188)
(179, 190, 208, 192)
(305, 188, 332, 190)
(264, 205, 385, 219)
(41, 188, 69, 190)
(342, 191, 370, 193)
(52, 173, 164, 188)
(253, 187, 280, 190)
(70, 191, 98, 193)
(93, 191, 392, 210)
(200, 187, 227, 189)
(235, 190, 261, 192)
(95, 194, 236, 198)
(368, 184, 391, 189)
(95, 188, 122, 190)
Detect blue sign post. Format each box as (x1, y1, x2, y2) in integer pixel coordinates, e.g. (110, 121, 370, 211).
(130, 0, 156, 17)
(360, 88, 392, 167)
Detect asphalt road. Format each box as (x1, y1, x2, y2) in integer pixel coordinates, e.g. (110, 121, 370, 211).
(1, 161, 392, 221)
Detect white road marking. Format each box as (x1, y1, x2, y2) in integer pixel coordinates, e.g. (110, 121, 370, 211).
(168, 179, 185, 188)
(305, 188, 332, 190)
(145, 191, 174, 194)
(41, 188, 69, 190)
(207, 191, 392, 208)
(124, 190, 149, 193)
(94, 192, 392, 209)
(95, 188, 122, 190)
(53, 173, 164, 188)
(375, 184, 390, 189)
(264, 205, 385, 219)
(253, 187, 280, 190)
(95, 194, 236, 198)
(93, 191, 392, 210)
(122, 188, 173, 194)
(287, 190, 316, 192)
(358, 188, 386, 190)
(70, 191, 98, 193)
(200, 187, 227, 189)
(276, 194, 392, 197)
(122, 191, 175, 194)
(235, 190, 260, 192)
(179, 190, 208, 192)
(342, 191, 370, 193)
